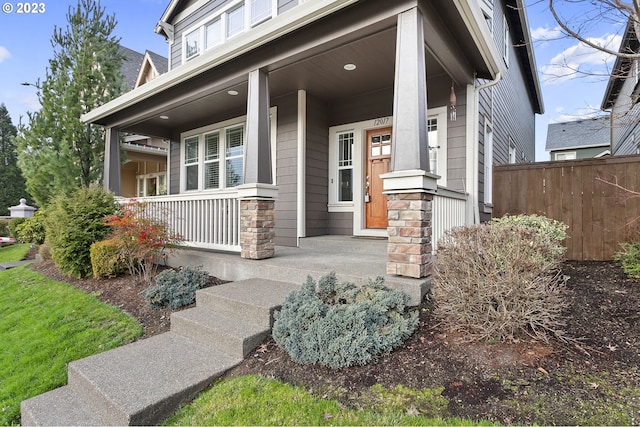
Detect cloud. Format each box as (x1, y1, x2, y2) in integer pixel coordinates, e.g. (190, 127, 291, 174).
(540, 34, 621, 84)
(0, 46, 11, 63)
(551, 106, 603, 123)
(531, 26, 563, 43)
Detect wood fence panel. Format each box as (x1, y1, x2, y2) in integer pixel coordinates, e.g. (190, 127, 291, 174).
(493, 155, 640, 261)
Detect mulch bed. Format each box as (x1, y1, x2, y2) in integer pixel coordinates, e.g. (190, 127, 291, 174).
(28, 252, 640, 425)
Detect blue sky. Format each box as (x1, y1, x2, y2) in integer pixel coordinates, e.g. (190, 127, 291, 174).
(0, 0, 625, 161)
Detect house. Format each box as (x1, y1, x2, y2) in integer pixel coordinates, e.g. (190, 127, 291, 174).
(545, 116, 611, 161)
(119, 47, 170, 197)
(601, 19, 640, 155)
(82, 0, 542, 279)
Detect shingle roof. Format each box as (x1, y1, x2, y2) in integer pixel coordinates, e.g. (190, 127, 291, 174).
(119, 47, 168, 91)
(545, 116, 611, 151)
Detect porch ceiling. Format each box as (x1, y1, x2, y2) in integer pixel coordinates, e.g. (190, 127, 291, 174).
(115, 27, 448, 138)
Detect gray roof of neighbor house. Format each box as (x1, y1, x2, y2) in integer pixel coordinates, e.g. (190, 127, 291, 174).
(119, 47, 168, 91)
(545, 115, 611, 151)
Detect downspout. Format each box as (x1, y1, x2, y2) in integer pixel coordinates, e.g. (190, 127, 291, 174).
(296, 90, 307, 245)
(469, 72, 501, 224)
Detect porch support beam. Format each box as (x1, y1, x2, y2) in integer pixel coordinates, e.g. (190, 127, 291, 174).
(103, 126, 121, 196)
(383, 7, 437, 279)
(245, 68, 272, 184)
(391, 6, 429, 172)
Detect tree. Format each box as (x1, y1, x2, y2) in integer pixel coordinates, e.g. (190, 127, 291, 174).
(15, 0, 124, 207)
(0, 104, 29, 215)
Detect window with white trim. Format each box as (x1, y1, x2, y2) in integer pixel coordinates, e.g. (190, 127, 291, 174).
(182, 0, 278, 63)
(502, 14, 510, 66)
(337, 132, 354, 202)
(137, 173, 167, 197)
(426, 107, 448, 184)
(508, 138, 516, 163)
(555, 151, 576, 161)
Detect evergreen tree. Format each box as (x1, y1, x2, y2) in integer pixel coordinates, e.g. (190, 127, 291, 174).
(16, 0, 124, 206)
(0, 104, 28, 215)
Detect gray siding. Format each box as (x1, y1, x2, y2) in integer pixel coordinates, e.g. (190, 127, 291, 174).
(169, 139, 181, 194)
(328, 212, 353, 235)
(305, 94, 329, 237)
(611, 75, 640, 155)
(273, 93, 299, 247)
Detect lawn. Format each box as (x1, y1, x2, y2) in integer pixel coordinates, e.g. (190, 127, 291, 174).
(0, 264, 143, 426)
(0, 243, 30, 263)
(165, 375, 491, 426)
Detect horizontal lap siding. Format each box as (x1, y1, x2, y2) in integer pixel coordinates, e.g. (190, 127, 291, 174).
(274, 94, 299, 247)
(493, 155, 640, 261)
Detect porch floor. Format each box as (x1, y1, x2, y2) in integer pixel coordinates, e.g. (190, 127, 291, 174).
(167, 235, 430, 306)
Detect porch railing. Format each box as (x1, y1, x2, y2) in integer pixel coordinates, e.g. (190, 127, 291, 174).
(432, 188, 467, 251)
(134, 191, 241, 252)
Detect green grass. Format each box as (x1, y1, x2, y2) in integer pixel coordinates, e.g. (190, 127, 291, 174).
(0, 243, 31, 263)
(0, 266, 143, 425)
(165, 375, 491, 426)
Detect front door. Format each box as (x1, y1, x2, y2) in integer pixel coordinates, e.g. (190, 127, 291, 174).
(365, 127, 392, 229)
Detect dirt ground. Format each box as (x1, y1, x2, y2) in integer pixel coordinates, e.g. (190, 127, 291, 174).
(30, 253, 640, 425)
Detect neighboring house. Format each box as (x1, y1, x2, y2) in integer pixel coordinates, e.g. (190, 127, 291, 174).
(545, 116, 611, 161)
(118, 47, 170, 197)
(601, 19, 640, 155)
(83, 0, 542, 278)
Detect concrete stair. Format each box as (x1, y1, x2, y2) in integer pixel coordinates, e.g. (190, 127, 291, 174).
(20, 278, 300, 426)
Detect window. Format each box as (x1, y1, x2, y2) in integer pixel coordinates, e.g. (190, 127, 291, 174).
(427, 118, 439, 176)
(185, 29, 200, 60)
(137, 173, 167, 197)
(480, 0, 493, 33)
(426, 107, 448, 183)
(337, 132, 354, 202)
(227, 4, 245, 39)
(250, 0, 272, 26)
(555, 152, 576, 161)
(204, 132, 220, 189)
(225, 126, 244, 187)
(205, 18, 222, 50)
(484, 122, 494, 205)
(502, 14, 510, 66)
(184, 136, 199, 190)
(181, 0, 279, 63)
(508, 139, 516, 163)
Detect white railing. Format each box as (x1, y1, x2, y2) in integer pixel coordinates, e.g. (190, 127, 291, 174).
(432, 188, 467, 251)
(134, 191, 241, 252)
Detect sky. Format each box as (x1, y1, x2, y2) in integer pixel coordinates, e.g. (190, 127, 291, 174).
(0, 0, 626, 161)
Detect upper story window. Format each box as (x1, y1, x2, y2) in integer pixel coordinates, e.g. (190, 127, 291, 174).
(183, 0, 278, 63)
(502, 14, 510, 67)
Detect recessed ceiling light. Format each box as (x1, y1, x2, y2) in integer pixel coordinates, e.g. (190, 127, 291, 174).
(228, 90, 239, 96)
(343, 63, 356, 71)
(159, 115, 169, 120)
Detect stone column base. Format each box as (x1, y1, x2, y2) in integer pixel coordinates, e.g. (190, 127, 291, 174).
(386, 192, 433, 278)
(240, 198, 275, 260)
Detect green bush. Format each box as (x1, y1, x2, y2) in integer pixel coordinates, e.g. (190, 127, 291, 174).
(45, 186, 117, 278)
(432, 223, 568, 343)
(8, 217, 26, 238)
(272, 272, 418, 369)
(0, 219, 10, 237)
(140, 265, 210, 309)
(90, 239, 127, 278)
(15, 210, 47, 244)
(614, 241, 640, 278)
(491, 214, 568, 260)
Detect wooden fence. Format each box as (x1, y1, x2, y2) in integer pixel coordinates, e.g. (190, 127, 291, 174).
(493, 155, 640, 261)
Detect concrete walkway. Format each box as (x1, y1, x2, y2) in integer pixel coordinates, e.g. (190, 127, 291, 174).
(0, 260, 32, 271)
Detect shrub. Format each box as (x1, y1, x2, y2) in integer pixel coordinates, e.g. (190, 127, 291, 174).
(491, 214, 568, 260)
(272, 272, 418, 369)
(45, 186, 117, 278)
(432, 223, 568, 343)
(38, 243, 51, 260)
(8, 217, 26, 238)
(140, 265, 210, 309)
(15, 210, 47, 244)
(90, 239, 127, 278)
(0, 219, 9, 237)
(105, 200, 182, 285)
(614, 241, 640, 278)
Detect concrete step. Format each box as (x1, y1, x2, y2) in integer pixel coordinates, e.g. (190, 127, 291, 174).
(195, 278, 300, 328)
(20, 386, 107, 426)
(171, 306, 268, 359)
(23, 332, 241, 426)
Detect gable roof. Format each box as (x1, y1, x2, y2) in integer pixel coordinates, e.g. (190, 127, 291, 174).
(119, 47, 168, 91)
(601, 19, 638, 110)
(545, 115, 611, 151)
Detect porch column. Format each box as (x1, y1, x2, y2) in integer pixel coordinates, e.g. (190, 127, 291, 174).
(238, 68, 278, 260)
(382, 7, 438, 279)
(104, 126, 121, 196)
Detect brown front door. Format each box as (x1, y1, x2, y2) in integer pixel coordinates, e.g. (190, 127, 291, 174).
(365, 127, 392, 229)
